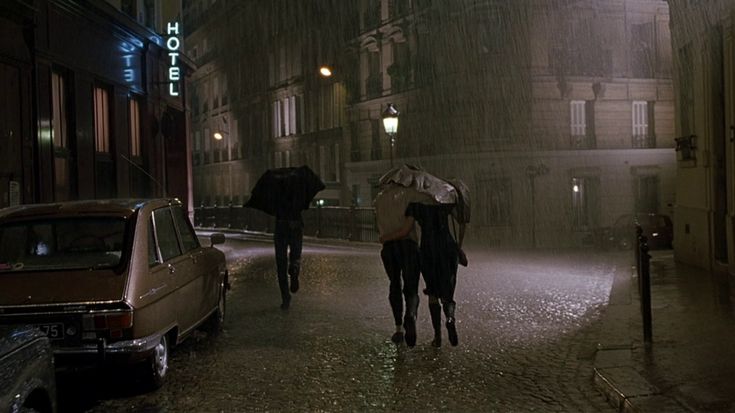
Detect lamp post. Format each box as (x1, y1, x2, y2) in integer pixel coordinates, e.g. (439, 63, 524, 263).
(526, 162, 549, 248)
(382, 103, 399, 167)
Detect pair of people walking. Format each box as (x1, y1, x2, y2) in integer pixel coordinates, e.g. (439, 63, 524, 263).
(377, 184, 467, 348)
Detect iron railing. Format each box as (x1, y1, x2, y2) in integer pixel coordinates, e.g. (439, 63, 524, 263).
(194, 205, 380, 243)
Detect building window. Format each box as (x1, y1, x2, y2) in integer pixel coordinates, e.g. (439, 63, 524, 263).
(570, 100, 595, 149)
(51, 71, 73, 201)
(480, 178, 511, 226)
(128, 96, 148, 197)
(94, 86, 115, 198)
(94, 87, 110, 154)
(636, 175, 659, 213)
(319, 143, 339, 183)
(350, 121, 361, 162)
(389, 41, 411, 92)
(366, 51, 382, 99)
(129, 97, 141, 158)
(370, 119, 382, 161)
(212, 76, 219, 109)
(275, 151, 283, 168)
(273, 100, 281, 137)
(364, 0, 381, 28)
(632, 101, 656, 148)
(571, 176, 599, 228)
(390, 0, 410, 18)
(221, 76, 228, 106)
(631, 23, 655, 78)
(678, 46, 695, 137)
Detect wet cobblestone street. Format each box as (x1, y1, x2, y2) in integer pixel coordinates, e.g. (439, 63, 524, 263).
(59, 235, 620, 412)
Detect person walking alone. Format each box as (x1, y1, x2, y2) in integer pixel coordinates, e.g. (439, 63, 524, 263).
(274, 203, 303, 310)
(245, 166, 325, 310)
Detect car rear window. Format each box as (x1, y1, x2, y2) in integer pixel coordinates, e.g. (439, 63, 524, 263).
(0, 217, 128, 272)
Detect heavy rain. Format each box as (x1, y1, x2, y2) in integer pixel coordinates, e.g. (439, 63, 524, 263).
(1, 0, 735, 412)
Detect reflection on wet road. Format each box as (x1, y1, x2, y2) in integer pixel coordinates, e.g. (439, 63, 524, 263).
(59, 235, 619, 412)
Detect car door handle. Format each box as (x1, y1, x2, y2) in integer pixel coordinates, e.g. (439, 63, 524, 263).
(190, 251, 204, 264)
(168, 264, 175, 274)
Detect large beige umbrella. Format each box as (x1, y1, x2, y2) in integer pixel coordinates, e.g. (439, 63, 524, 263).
(378, 164, 458, 205)
(373, 184, 436, 242)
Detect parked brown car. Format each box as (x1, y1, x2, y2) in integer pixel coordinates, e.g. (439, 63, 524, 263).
(0, 199, 228, 389)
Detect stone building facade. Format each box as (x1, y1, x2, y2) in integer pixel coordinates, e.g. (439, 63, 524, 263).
(667, 0, 735, 273)
(186, 0, 675, 247)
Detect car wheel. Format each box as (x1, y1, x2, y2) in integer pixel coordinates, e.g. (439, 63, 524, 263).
(206, 281, 226, 334)
(143, 334, 169, 390)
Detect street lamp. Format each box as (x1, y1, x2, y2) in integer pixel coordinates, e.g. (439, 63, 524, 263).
(382, 103, 399, 167)
(213, 131, 225, 141)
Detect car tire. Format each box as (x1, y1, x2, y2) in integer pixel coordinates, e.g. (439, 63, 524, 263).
(143, 334, 169, 390)
(206, 281, 227, 334)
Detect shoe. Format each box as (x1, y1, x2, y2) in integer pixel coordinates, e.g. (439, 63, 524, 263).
(280, 296, 291, 310)
(290, 276, 299, 293)
(446, 318, 458, 346)
(404, 316, 416, 348)
(431, 335, 442, 348)
(391, 331, 404, 344)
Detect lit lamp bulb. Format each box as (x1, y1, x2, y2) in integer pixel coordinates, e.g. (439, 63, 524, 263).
(213, 132, 224, 141)
(319, 66, 332, 77)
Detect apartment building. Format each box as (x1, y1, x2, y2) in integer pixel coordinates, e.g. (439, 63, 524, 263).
(345, 0, 675, 247)
(185, 0, 351, 207)
(0, 0, 194, 208)
(667, 0, 735, 273)
(184, 0, 675, 247)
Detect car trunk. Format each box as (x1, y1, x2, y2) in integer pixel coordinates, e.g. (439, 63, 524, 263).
(0, 269, 127, 305)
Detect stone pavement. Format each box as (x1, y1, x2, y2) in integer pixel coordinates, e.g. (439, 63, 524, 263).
(594, 250, 735, 412)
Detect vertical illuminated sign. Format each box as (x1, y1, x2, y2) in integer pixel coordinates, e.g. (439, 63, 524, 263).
(166, 22, 181, 97)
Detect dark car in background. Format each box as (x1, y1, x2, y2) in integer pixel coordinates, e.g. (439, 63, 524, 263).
(0, 199, 228, 390)
(0, 325, 57, 413)
(596, 213, 674, 250)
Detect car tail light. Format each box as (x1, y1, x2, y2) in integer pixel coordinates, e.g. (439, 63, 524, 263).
(83, 306, 133, 340)
(92, 312, 133, 329)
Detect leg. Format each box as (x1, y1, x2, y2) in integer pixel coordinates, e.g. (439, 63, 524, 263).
(428, 295, 442, 347)
(381, 243, 404, 343)
(274, 222, 290, 309)
(442, 299, 458, 346)
(288, 223, 303, 293)
(439, 246, 459, 345)
(401, 240, 420, 347)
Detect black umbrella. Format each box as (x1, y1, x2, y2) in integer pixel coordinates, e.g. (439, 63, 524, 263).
(244, 166, 326, 217)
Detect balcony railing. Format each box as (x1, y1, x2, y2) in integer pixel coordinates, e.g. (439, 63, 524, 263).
(571, 134, 597, 149)
(632, 134, 656, 149)
(194, 205, 380, 243)
(366, 73, 383, 99)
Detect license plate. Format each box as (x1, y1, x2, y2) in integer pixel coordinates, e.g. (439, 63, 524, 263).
(35, 323, 65, 340)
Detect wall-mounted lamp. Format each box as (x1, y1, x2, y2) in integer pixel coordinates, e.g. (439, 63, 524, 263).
(675, 135, 696, 161)
(319, 66, 333, 77)
(213, 115, 229, 141)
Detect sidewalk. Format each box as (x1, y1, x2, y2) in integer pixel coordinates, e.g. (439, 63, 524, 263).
(594, 250, 735, 412)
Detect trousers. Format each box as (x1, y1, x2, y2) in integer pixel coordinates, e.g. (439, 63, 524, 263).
(380, 239, 420, 326)
(274, 219, 303, 300)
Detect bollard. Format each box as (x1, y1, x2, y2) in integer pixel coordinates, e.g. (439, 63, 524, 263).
(635, 225, 643, 282)
(639, 235, 653, 344)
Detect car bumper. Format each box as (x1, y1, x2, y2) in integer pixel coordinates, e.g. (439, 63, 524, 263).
(53, 331, 164, 367)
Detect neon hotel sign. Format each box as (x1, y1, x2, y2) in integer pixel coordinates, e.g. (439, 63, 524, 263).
(166, 22, 181, 97)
